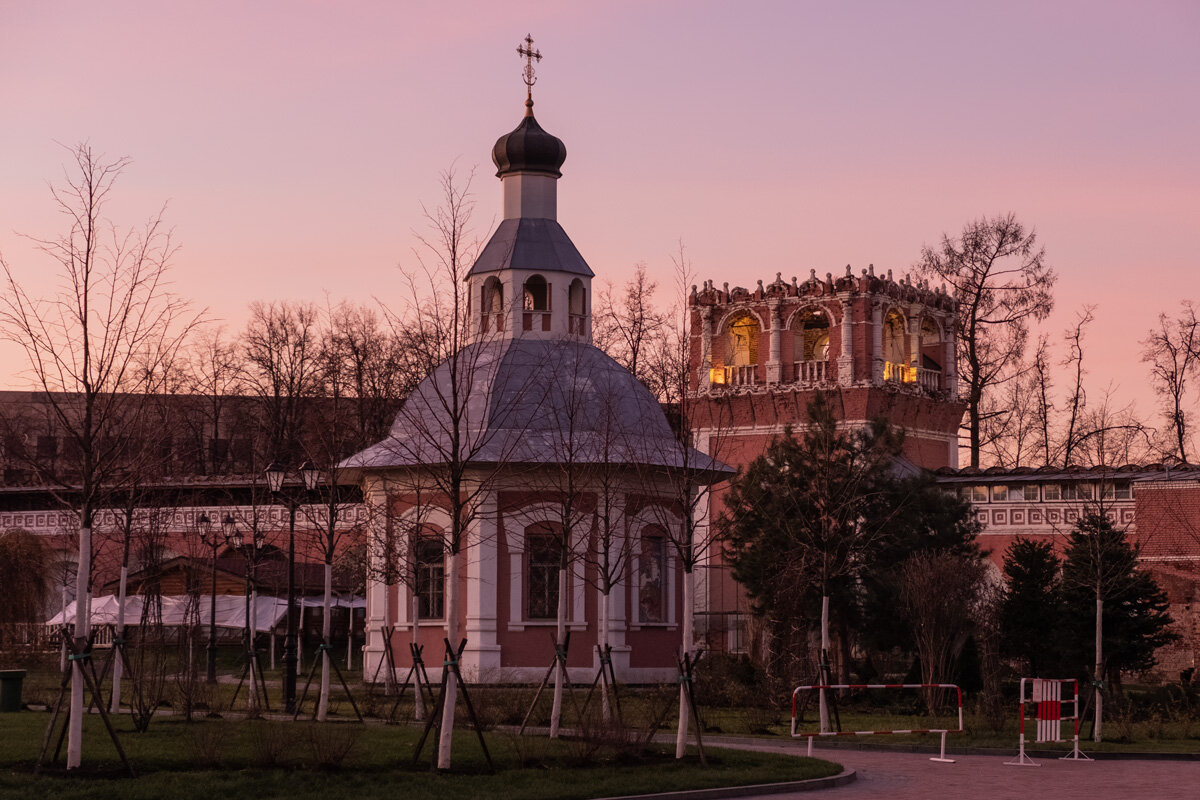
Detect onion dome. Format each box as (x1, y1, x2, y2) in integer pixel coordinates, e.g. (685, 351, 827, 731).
(492, 101, 567, 178)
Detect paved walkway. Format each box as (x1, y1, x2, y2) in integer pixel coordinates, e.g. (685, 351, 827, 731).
(717, 740, 1197, 800)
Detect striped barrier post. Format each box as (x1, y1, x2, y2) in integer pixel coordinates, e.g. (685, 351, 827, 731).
(790, 683, 963, 763)
(1005, 678, 1092, 766)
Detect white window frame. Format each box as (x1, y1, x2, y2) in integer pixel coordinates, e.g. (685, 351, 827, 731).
(627, 507, 678, 630)
(505, 503, 587, 632)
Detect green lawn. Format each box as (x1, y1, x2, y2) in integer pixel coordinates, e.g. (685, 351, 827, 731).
(0, 712, 842, 800)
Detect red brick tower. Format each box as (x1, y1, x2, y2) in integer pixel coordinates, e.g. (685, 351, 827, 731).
(687, 265, 967, 649)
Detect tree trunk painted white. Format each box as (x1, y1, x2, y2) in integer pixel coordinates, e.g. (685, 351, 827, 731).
(66, 526, 90, 770)
(550, 567, 568, 739)
(1094, 591, 1103, 742)
(412, 595, 424, 721)
(60, 587, 68, 672)
(675, 566, 695, 759)
(250, 590, 260, 711)
(819, 594, 831, 733)
(110, 564, 128, 714)
(436, 548, 461, 770)
(598, 587, 611, 723)
(317, 561, 333, 721)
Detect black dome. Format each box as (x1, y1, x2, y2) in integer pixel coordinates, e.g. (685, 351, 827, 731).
(492, 106, 567, 178)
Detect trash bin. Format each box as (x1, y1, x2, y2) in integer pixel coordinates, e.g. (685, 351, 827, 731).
(0, 669, 26, 712)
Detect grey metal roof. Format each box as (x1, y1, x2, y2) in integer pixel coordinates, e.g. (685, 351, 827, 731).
(466, 218, 594, 278)
(340, 338, 731, 478)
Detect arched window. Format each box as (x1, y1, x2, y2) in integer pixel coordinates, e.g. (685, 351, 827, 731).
(726, 314, 759, 366)
(481, 277, 503, 313)
(568, 279, 586, 335)
(523, 275, 549, 311)
(882, 310, 911, 382)
(413, 536, 445, 619)
(920, 318, 941, 370)
(525, 524, 562, 620)
(794, 308, 830, 361)
(638, 526, 668, 623)
(480, 276, 504, 333)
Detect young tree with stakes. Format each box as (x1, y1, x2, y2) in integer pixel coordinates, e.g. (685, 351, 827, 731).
(0, 144, 196, 769)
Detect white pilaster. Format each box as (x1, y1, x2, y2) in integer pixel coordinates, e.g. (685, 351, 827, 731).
(838, 296, 854, 387)
(464, 490, 501, 678)
(766, 299, 783, 384)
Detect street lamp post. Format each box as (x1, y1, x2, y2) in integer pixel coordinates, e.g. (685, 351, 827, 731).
(265, 459, 319, 715)
(196, 512, 228, 684)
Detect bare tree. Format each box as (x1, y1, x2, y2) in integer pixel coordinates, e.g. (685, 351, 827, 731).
(1058, 305, 1095, 467)
(1142, 302, 1199, 463)
(0, 144, 196, 768)
(643, 246, 737, 757)
(351, 167, 532, 769)
(916, 213, 1056, 467)
(593, 263, 669, 397)
(241, 300, 322, 465)
(896, 550, 986, 713)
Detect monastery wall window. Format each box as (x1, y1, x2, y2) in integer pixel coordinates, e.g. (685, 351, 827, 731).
(1019, 484, 1040, 501)
(969, 485, 989, 503)
(1062, 483, 1093, 501)
(1115, 482, 1132, 500)
(638, 526, 668, 624)
(525, 526, 562, 621)
(991, 485, 1009, 502)
(1043, 484, 1062, 501)
(414, 537, 445, 619)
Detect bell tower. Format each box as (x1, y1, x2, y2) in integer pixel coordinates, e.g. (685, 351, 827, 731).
(468, 35, 593, 344)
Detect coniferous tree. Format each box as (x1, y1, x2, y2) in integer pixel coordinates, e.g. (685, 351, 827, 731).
(1061, 515, 1177, 690)
(998, 537, 1065, 676)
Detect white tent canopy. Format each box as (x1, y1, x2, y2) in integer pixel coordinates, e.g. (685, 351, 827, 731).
(46, 593, 363, 633)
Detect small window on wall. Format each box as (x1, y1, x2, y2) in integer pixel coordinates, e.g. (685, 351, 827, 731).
(1020, 484, 1040, 501)
(526, 531, 562, 620)
(991, 485, 1009, 502)
(1063, 483, 1093, 501)
(1115, 483, 1133, 500)
(414, 538, 445, 619)
(1100, 482, 1115, 500)
(638, 529, 668, 624)
(970, 485, 989, 503)
(1042, 484, 1062, 501)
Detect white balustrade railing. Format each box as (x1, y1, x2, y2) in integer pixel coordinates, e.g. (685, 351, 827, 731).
(791, 360, 829, 383)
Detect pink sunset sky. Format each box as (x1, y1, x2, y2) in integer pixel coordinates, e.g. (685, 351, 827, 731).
(1, 1, 1198, 437)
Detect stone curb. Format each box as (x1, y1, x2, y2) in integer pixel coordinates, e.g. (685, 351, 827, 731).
(702, 734, 1200, 762)
(592, 769, 857, 800)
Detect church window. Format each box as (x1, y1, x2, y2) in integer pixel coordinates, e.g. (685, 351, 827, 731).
(969, 485, 989, 503)
(1042, 484, 1062, 501)
(481, 277, 503, 313)
(526, 528, 562, 620)
(523, 275, 550, 311)
(991, 485, 1008, 502)
(414, 537, 445, 619)
(568, 279, 586, 334)
(638, 527, 667, 624)
(1020, 484, 1040, 501)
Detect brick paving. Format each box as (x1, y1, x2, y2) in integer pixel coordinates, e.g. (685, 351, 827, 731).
(715, 740, 1198, 800)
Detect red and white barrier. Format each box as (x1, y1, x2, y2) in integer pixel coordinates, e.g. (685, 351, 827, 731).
(1005, 678, 1091, 766)
(791, 683, 963, 763)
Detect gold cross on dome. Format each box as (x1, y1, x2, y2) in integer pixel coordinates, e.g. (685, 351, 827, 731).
(517, 34, 542, 89)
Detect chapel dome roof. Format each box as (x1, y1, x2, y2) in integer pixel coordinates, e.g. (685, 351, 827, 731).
(492, 108, 567, 178)
(339, 338, 730, 476)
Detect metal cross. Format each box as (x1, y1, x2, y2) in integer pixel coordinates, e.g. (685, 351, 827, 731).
(517, 34, 542, 89)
